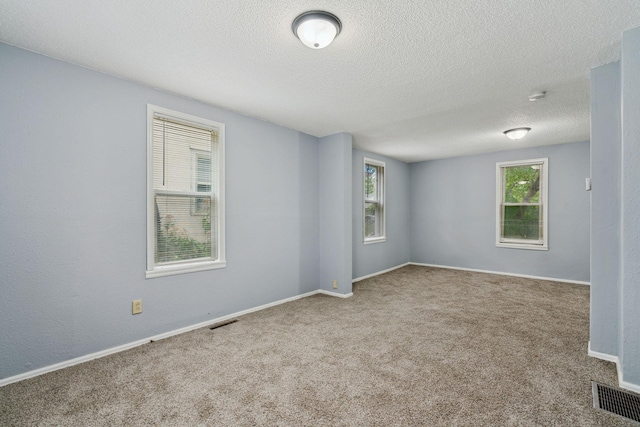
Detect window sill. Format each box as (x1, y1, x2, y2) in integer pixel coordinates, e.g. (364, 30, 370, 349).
(496, 242, 548, 251)
(146, 260, 226, 279)
(364, 237, 386, 245)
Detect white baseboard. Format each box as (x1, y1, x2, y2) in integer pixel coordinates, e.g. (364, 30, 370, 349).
(352, 262, 410, 283)
(620, 378, 640, 394)
(318, 290, 353, 298)
(409, 262, 590, 286)
(351, 261, 591, 286)
(588, 341, 640, 393)
(0, 288, 344, 388)
(0, 337, 153, 389)
(587, 342, 620, 363)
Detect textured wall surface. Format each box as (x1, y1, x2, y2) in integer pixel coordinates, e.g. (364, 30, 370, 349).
(409, 142, 591, 282)
(589, 61, 621, 357)
(0, 43, 321, 379)
(592, 25, 640, 391)
(352, 149, 410, 279)
(621, 26, 640, 387)
(319, 133, 352, 294)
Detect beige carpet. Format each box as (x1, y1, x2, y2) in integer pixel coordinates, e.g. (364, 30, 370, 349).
(0, 265, 634, 426)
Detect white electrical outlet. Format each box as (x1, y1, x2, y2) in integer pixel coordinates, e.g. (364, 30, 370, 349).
(132, 299, 142, 315)
(332, 280, 338, 289)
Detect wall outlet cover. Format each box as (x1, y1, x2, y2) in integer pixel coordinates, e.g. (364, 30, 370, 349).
(132, 299, 142, 315)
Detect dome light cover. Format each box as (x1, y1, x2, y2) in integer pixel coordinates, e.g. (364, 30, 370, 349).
(503, 127, 531, 140)
(292, 11, 342, 49)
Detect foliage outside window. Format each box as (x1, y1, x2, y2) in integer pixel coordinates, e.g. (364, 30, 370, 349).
(364, 158, 386, 244)
(496, 158, 548, 250)
(147, 105, 226, 278)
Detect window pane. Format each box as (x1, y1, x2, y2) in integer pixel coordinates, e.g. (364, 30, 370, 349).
(365, 165, 377, 201)
(197, 156, 211, 183)
(155, 195, 212, 263)
(364, 202, 377, 237)
(502, 205, 540, 240)
(154, 119, 213, 192)
(504, 165, 540, 203)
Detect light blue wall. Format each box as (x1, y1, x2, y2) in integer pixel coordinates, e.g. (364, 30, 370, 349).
(620, 26, 640, 387)
(319, 133, 352, 293)
(0, 43, 320, 379)
(409, 142, 591, 282)
(589, 61, 621, 357)
(352, 149, 410, 279)
(589, 25, 640, 391)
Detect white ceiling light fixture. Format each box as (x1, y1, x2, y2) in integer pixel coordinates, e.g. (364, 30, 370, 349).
(292, 11, 342, 49)
(503, 127, 531, 140)
(529, 91, 547, 101)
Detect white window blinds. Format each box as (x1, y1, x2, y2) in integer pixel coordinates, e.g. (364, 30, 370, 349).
(152, 117, 218, 265)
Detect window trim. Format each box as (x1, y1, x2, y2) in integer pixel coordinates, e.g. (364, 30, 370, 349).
(495, 157, 548, 251)
(363, 157, 386, 245)
(146, 105, 226, 278)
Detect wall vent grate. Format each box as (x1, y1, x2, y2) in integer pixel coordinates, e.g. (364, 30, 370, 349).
(592, 381, 640, 424)
(209, 319, 238, 330)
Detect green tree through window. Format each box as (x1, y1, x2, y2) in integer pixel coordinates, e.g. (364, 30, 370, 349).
(364, 158, 385, 242)
(496, 158, 548, 249)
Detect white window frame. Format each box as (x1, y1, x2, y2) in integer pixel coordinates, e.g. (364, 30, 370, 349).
(495, 157, 548, 251)
(363, 157, 386, 245)
(146, 105, 226, 278)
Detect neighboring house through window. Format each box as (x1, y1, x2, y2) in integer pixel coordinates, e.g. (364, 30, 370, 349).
(192, 151, 211, 215)
(146, 105, 226, 278)
(496, 158, 548, 250)
(364, 157, 386, 244)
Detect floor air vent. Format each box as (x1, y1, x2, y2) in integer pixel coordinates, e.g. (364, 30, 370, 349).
(209, 319, 238, 330)
(592, 381, 640, 424)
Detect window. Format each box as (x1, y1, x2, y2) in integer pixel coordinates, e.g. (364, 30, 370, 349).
(363, 158, 385, 244)
(496, 158, 548, 250)
(146, 105, 225, 278)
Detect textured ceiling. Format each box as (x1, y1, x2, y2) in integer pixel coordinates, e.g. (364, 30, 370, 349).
(1, 0, 639, 162)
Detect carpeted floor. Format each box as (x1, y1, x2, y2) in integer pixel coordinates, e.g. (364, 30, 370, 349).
(0, 265, 634, 426)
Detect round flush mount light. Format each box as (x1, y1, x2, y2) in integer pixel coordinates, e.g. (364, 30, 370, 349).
(528, 91, 546, 102)
(503, 127, 531, 140)
(292, 11, 342, 49)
